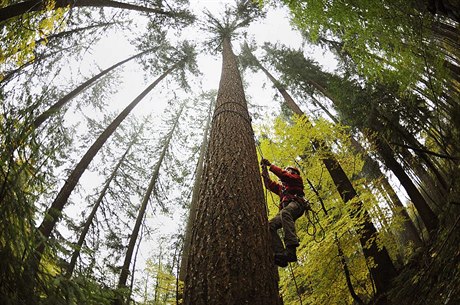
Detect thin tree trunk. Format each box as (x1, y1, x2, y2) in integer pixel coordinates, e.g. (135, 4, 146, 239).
(10, 22, 115, 60)
(184, 36, 281, 305)
(114, 103, 185, 305)
(31, 62, 180, 277)
(371, 135, 439, 233)
(378, 177, 422, 246)
(1, 45, 75, 85)
(33, 47, 155, 128)
(335, 234, 365, 305)
(65, 135, 137, 278)
(153, 246, 163, 305)
(0, 0, 175, 23)
(308, 93, 421, 247)
(179, 100, 212, 282)
(38, 22, 116, 44)
(129, 218, 145, 303)
(252, 53, 397, 295)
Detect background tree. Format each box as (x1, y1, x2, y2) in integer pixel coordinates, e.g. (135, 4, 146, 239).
(114, 101, 186, 305)
(259, 43, 442, 234)
(239, 42, 398, 297)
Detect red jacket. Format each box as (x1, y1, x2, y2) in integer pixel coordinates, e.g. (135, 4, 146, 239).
(263, 165, 305, 208)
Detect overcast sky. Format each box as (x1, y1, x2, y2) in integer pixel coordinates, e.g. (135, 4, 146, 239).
(57, 0, 339, 295)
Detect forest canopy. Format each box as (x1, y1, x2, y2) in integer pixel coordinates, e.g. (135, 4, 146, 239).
(1, 0, 459, 304)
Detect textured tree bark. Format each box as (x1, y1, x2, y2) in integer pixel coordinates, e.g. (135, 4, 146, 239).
(184, 36, 281, 305)
(179, 102, 212, 282)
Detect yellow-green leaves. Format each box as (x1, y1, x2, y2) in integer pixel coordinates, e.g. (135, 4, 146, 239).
(256, 114, 405, 304)
(0, 3, 68, 79)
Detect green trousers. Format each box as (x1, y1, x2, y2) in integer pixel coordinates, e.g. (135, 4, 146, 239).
(269, 200, 305, 254)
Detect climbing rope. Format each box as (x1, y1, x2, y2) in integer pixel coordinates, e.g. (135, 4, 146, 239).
(288, 263, 304, 305)
(255, 137, 279, 213)
(304, 207, 325, 243)
(292, 159, 326, 243)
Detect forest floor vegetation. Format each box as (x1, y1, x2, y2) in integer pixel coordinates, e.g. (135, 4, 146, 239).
(388, 206, 460, 305)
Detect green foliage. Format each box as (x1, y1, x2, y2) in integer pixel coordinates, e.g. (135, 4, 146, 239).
(0, 85, 72, 304)
(202, 0, 266, 53)
(136, 24, 199, 90)
(40, 273, 116, 305)
(256, 115, 410, 304)
(260, 42, 458, 170)
(1, 0, 457, 304)
(274, 0, 444, 90)
(0, 4, 69, 79)
(144, 257, 177, 304)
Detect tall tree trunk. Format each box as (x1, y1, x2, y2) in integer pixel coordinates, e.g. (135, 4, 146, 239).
(377, 178, 422, 246)
(381, 114, 449, 191)
(398, 147, 446, 211)
(349, 138, 423, 247)
(33, 48, 155, 128)
(307, 93, 421, 246)
(179, 101, 212, 282)
(424, 0, 460, 23)
(183, 36, 281, 305)
(251, 54, 397, 296)
(128, 220, 144, 302)
(65, 135, 137, 278)
(371, 135, 439, 233)
(31, 62, 180, 278)
(0, 0, 175, 23)
(114, 103, 185, 305)
(432, 20, 460, 51)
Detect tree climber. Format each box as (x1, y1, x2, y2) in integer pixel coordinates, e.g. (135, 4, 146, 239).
(260, 158, 307, 267)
